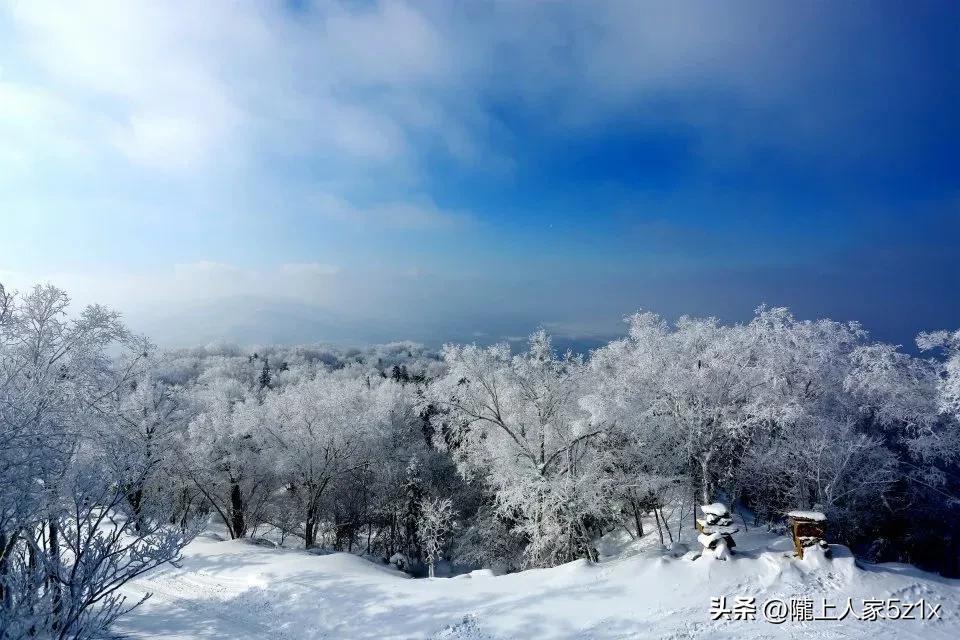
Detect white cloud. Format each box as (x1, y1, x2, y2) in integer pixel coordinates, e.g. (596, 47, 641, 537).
(111, 112, 221, 171)
(1, 0, 891, 183)
(5, 0, 246, 171)
(0, 0, 458, 174)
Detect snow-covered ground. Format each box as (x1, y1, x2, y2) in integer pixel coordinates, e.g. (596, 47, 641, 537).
(118, 528, 960, 639)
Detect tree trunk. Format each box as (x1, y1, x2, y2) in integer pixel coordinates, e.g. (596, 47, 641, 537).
(0, 530, 14, 613)
(27, 534, 38, 632)
(630, 496, 644, 538)
(389, 514, 396, 557)
(662, 508, 675, 543)
(736, 505, 750, 532)
(178, 491, 195, 532)
(48, 520, 62, 630)
(578, 519, 597, 563)
(128, 483, 145, 532)
(230, 482, 246, 538)
(700, 455, 711, 505)
(304, 514, 316, 548)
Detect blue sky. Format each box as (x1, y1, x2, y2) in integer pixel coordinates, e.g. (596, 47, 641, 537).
(1, 1, 957, 348)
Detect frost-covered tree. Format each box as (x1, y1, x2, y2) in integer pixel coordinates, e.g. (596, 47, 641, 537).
(417, 496, 455, 577)
(0, 283, 191, 639)
(918, 329, 960, 422)
(846, 343, 946, 461)
(181, 380, 274, 539)
(103, 370, 189, 530)
(427, 330, 610, 566)
(399, 457, 425, 558)
(264, 374, 400, 547)
(587, 306, 952, 548)
(586, 311, 771, 507)
(5, 276, 960, 582)
(740, 311, 955, 543)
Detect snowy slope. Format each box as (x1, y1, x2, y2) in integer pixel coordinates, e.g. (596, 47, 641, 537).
(118, 530, 960, 640)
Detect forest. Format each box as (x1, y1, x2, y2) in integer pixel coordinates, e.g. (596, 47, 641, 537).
(1, 281, 959, 639)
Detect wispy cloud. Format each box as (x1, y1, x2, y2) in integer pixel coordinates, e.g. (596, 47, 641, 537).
(309, 194, 473, 230)
(6, 1, 921, 180)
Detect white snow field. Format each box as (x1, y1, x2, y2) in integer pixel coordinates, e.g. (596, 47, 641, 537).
(116, 526, 960, 640)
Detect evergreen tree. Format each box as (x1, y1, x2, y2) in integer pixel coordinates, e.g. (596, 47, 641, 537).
(258, 357, 272, 391)
(402, 456, 424, 559)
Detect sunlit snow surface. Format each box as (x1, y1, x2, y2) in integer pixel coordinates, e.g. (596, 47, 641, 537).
(118, 528, 960, 639)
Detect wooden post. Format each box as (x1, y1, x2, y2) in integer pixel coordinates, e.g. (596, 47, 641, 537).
(786, 511, 828, 559)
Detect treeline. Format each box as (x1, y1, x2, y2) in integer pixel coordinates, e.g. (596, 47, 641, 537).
(2, 282, 959, 637)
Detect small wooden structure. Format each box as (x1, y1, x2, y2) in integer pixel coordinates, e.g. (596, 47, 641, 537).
(786, 510, 829, 559)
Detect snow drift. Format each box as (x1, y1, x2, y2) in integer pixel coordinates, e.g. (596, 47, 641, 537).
(118, 528, 960, 640)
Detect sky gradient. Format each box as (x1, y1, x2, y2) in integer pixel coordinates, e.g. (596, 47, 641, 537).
(1, 1, 957, 349)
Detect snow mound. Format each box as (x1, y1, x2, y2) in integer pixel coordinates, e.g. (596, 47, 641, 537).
(430, 614, 495, 640)
(469, 569, 494, 578)
(450, 569, 494, 581)
(798, 544, 833, 570)
(244, 537, 277, 548)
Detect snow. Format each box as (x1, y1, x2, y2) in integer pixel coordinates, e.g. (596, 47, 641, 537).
(700, 502, 730, 516)
(117, 526, 960, 640)
(697, 520, 739, 535)
(712, 538, 732, 561)
(787, 510, 827, 522)
(698, 531, 723, 547)
(466, 569, 495, 579)
(798, 543, 833, 570)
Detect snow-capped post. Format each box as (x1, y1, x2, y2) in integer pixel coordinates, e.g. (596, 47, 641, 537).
(786, 511, 828, 559)
(696, 503, 738, 560)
